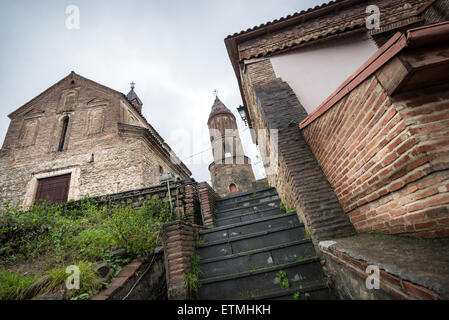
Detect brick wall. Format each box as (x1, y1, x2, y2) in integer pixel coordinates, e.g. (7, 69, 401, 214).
(197, 182, 219, 228)
(242, 60, 301, 217)
(253, 77, 355, 242)
(419, 0, 449, 24)
(162, 221, 202, 300)
(302, 75, 449, 238)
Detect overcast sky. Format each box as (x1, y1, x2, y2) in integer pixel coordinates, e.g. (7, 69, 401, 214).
(0, 0, 324, 184)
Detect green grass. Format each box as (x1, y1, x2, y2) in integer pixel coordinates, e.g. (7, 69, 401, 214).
(42, 261, 101, 299)
(0, 197, 177, 300)
(0, 270, 38, 300)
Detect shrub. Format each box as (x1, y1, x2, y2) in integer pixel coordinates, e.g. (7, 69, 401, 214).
(74, 228, 115, 260)
(104, 201, 173, 258)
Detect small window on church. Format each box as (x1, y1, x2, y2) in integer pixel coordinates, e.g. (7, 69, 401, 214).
(229, 183, 238, 193)
(159, 165, 164, 174)
(58, 116, 69, 152)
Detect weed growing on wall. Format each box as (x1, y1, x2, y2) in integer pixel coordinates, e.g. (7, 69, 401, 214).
(280, 202, 286, 213)
(277, 270, 290, 290)
(185, 254, 202, 298)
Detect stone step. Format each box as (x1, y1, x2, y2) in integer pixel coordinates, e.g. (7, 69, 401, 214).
(251, 280, 335, 300)
(196, 224, 306, 260)
(199, 212, 300, 243)
(216, 193, 280, 211)
(216, 207, 284, 227)
(199, 239, 315, 278)
(217, 187, 276, 207)
(217, 199, 282, 219)
(197, 259, 324, 300)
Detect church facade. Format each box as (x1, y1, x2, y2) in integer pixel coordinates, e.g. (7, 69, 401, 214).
(0, 72, 191, 208)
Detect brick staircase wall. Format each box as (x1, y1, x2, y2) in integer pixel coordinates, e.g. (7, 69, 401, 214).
(254, 79, 355, 242)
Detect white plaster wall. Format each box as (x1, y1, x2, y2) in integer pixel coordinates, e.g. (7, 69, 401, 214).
(270, 34, 378, 114)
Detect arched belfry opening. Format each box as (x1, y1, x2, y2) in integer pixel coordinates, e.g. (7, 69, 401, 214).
(207, 92, 255, 197)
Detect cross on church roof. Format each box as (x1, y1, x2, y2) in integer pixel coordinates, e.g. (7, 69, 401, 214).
(130, 82, 135, 90)
(213, 89, 218, 98)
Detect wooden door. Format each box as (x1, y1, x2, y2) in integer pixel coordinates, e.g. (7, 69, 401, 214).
(35, 174, 71, 205)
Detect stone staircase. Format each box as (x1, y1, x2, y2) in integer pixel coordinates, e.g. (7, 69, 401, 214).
(196, 187, 335, 300)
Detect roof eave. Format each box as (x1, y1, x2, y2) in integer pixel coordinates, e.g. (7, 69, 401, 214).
(224, 0, 366, 128)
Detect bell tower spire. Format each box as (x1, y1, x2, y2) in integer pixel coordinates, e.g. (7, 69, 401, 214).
(126, 81, 143, 113)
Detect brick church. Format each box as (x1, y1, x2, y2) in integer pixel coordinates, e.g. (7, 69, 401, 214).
(0, 72, 191, 207)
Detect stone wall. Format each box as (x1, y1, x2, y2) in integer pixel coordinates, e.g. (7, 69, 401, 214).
(87, 178, 200, 222)
(302, 75, 449, 238)
(92, 251, 167, 300)
(319, 235, 448, 300)
(0, 138, 182, 209)
(109, 251, 167, 300)
(209, 157, 256, 197)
